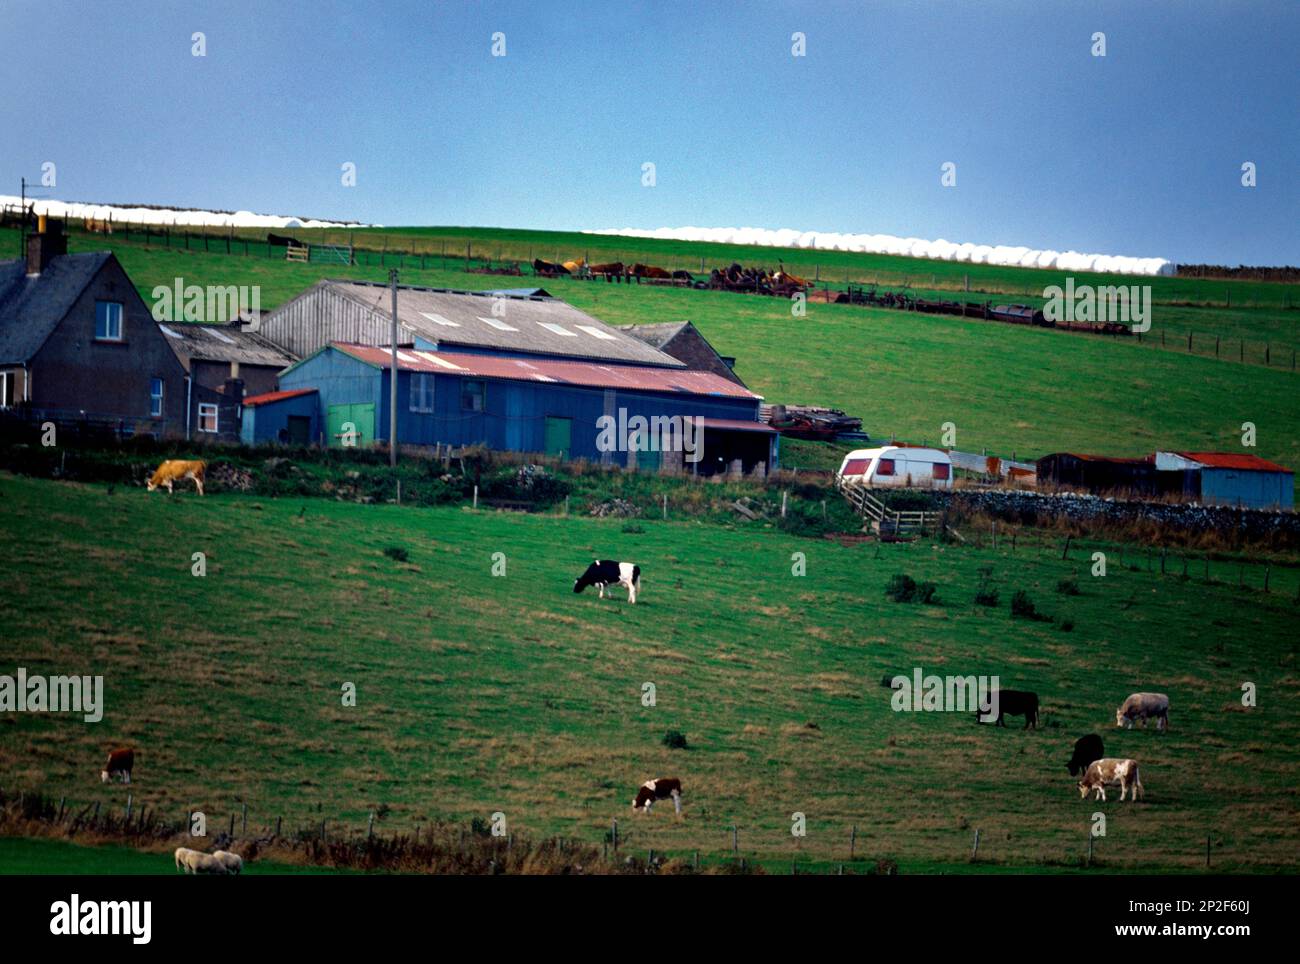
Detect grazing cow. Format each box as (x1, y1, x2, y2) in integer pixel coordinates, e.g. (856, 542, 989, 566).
(1116, 692, 1169, 731)
(629, 263, 672, 281)
(101, 747, 134, 784)
(212, 850, 244, 874)
(1077, 758, 1143, 802)
(573, 560, 640, 604)
(1066, 733, 1105, 776)
(974, 689, 1039, 729)
(146, 459, 206, 496)
(532, 258, 570, 276)
(266, 233, 302, 247)
(174, 847, 227, 874)
(589, 261, 625, 282)
(632, 777, 682, 815)
(561, 257, 586, 274)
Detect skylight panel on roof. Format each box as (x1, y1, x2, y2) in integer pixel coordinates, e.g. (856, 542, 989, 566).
(396, 351, 420, 364)
(477, 315, 518, 332)
(420, 312, 461, 327)
(158, 324, 182, 339)
(575, 325, 617, 340)
(414, 351, 464, 370)
(530, 373, 558, 382)
(201, 327, 235, 344)
(537, 322, 577, 337)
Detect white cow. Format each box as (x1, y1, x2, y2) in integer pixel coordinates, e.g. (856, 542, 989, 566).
(1116, 692, 1169, 730)
(212, 850, 244, 874)
(174, 847, 227, 874)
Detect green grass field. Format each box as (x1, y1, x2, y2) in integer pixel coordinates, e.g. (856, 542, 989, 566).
(3, 225, 1296, 470)
(0, 836, 353, 874)
(2, 474, 1296, 873)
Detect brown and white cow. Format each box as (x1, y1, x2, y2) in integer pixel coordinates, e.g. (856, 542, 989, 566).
(1077, 758, 1143, 802)
(632, 777, 682, 815)
(1116, 692, 1169, 730)
(146, 459, 206, 496)
(101, 747, 134, 784)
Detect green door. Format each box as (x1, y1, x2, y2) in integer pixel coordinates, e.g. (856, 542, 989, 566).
(544, 416, 572, 457)
(286, 415, 311, 445)
(327, 403, 375, 448)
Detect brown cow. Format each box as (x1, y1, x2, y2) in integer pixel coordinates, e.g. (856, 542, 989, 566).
(632, 777, 682, 815)
(589, 261, 625, 282)
(630, 263, 672, 281)
(1077, 758, 1143, 802)
(146, 460, 206, 496)
(102, 747, 134, 784)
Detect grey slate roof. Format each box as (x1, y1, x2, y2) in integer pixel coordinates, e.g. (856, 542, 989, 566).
(324, 281, 684, 367)
(0, 252, 113, 364)
(157, 321, 297, 371)
(616, 320, 691, 350)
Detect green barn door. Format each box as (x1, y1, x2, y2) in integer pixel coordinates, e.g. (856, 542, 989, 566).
(327, 403, 375, 448)
(544, 416, 572, 457)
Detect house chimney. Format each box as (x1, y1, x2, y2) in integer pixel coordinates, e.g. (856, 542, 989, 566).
(26, 216, 68, 276)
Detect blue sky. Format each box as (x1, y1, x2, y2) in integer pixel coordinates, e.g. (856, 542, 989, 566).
(2, 0, 1296, 264)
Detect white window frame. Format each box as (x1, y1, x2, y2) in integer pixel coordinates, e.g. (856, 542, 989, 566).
(409, 372, 435, 413)
(0, 371, 16, 409)
(198, 402, 219, 433)
(95, 301, 124, 341)
(149, 377, 164, 417)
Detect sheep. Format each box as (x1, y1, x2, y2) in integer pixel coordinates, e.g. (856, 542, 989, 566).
(212, 850, 244, 874)
(174, 847, 227, 874)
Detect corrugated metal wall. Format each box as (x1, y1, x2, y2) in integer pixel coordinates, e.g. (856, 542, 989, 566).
(260, 286, 418, 357)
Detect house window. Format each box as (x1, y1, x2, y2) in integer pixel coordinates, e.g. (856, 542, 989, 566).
(0, 371, 16, 409)
(198, 403, 219, 433)
(149, 378, 164, 417)
(95, 301, 124, 341)
(410, 373, 434, 413)
(876, 458, 895, 477)
(461, 379, 485, 412)
(933, 462, 950, 480)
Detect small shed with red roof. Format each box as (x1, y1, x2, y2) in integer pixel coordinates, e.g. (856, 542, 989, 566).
(1154, 451, 1293, 509)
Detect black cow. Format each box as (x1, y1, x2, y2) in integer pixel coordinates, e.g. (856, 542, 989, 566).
(975, 689, 1039, 729)
(1066, 733, 1105, 776)
(574, 560, 640, 604)
(267, 232, 303, 247)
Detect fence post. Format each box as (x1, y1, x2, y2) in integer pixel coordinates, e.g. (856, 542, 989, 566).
(781, 491, 788, 518)
(971, 828, 980, 862)
(662, 493, 667, 520)
(850, 824, 856, 860)
(242, 802, 247, 835)
(125, 794, 132, 823)
(732, 824, 739, 853)
(1061, 535, 1072, 561)
(611, 817, 618, 852)
(368, 812, 375, 840)
(473, 484, 478, 509)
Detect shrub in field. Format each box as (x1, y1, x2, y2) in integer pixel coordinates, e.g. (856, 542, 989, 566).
(886, 574, 939, 604)
(1010, 590, 1040, 620)
(974, 585, 1000, 607)
(662, 730, 688, 750)
(1058, 617, 1075, 632)
(1056, 577, 1081, 596)
(383, 546, 409, 563)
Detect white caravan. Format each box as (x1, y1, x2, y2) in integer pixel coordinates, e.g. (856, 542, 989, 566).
(835, 446, 954, 489)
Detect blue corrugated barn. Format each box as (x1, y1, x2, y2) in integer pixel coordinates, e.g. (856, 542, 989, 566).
(271, 344, 776, 474)
(249, 282, 777, 474)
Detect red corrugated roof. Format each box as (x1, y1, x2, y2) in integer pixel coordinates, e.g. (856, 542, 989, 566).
(243, 388, 317, 407)
(331, 343, 761, 400)
(1175, 452, 1292, 473)
(1050, 453, 1153, 464)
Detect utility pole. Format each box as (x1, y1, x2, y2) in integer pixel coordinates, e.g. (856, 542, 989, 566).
(19, 177, 27, 258)
(389, 269, 399, 468)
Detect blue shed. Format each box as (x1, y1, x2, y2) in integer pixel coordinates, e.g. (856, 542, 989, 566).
(1155, 451, 1294, 510)
(240, 388, 320, 445)
(277, 343, 777, 475)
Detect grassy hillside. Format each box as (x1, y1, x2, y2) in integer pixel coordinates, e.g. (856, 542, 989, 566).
(3, 226, 1294, 470)
(1, 474, 1296, 872)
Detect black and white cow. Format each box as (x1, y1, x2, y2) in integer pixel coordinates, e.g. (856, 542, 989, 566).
(632, 777, 682, 815)
(574, 560, 641, 604)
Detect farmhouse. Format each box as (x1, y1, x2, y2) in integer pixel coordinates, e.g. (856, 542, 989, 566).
(267, 343, 775, 473)
(1154, 451, 1294, 510)
(155, 320, 296, 442)
(0, 220, 187, 437)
